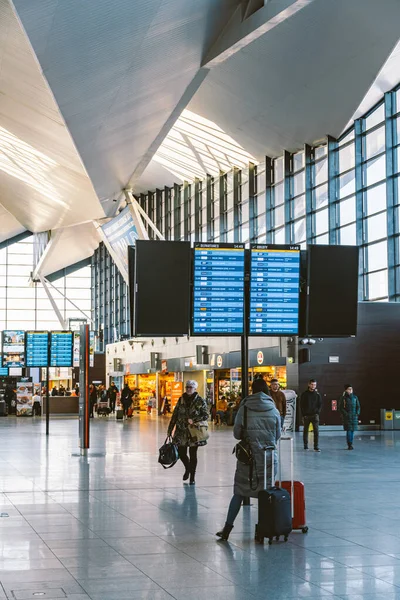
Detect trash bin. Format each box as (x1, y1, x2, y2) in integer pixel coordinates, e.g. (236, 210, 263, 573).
(393, 411, 400, 430)
(381, 409, 394, 430)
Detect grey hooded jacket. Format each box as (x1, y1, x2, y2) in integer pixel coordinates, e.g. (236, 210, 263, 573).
(233, 391, 281, 498)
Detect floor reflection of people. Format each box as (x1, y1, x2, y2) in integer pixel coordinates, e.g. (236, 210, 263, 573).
(159, 485, 199, 533)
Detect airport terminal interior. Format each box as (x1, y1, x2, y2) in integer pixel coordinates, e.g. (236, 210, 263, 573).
(2, 0, 400, 598)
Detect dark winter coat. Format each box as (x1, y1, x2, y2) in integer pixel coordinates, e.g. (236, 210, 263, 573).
(167, 393, 208, 447)
(300, 390, 322, 417)
(339, 393, 360, 431)
(121, 387, 133, 409)
(233, 392, 281, 498)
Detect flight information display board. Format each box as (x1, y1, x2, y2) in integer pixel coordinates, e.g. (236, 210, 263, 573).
(0, 366, 8, 376)
(50, 331, 73, 367)
(25, 331, 49, 367)
(2, 330, 25, 367)
(250, 244, 300, 335)
(193, 243, 245, 335)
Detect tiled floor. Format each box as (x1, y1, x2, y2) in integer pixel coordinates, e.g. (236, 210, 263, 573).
(0, 416, 400, 600)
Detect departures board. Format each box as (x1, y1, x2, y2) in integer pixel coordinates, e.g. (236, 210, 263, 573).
(25, 331, 49, 367)
(50, 331, 73, 367)
(192, 243, 245, 335)
(250, 244, 300, 335)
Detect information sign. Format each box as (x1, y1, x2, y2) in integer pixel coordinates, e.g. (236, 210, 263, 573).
(193, 243, 245, 335)
(2, 330, 25, 367)
(250, 244, 300, 335)
(50, 331, 73, 367)
(0, 367, 8, 376)
(25, 331, 49, 367)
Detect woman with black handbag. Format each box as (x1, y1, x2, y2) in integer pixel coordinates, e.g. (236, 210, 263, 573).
(216, 378, 281, 541)
(167, 380, 209, 485)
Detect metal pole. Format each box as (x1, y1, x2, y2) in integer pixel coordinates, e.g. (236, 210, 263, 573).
(46, 365, 50, 436)
(242, 250, 250, 506)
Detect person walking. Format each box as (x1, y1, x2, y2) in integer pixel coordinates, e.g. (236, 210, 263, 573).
(339, 385, 360, 450)
(107, 381, 119, 414)
(167, 380, 208, 485)
(300, 379, 322, 452)
(216, 378, 281, 541)
(89, 384, 97, 418)
(121, 384, 133, 418)
(269, 378, 286, 429)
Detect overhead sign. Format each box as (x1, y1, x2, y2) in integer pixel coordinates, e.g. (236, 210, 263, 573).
(192, 242, 245, 335)
(25, 331, 49, 367)
(2, 330, 25, 367)
(250, 244, 300, 335)
(257, 351, 264, 365)
(50, 331, 73, 367)
(101, 206, 139, 271)
(329, 356, 340, 363)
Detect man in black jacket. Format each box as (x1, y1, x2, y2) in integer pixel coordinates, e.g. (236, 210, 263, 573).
(300, 379, 322, 452)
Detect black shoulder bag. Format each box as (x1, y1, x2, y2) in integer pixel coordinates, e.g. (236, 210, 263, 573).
(233, 406, 253, 466)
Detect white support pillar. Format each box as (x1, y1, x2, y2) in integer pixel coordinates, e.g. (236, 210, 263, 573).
(39, 274, 67, 330)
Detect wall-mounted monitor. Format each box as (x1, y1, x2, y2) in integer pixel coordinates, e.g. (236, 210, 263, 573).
(250, 244, 300, 335)
(192, 242, 245, 335)
(2, 330, 25, 367)
(133, 241, 191, 336)
(306, 245, 359, 336)
(25, 331, 49, 367)
(50, 331, 73, 367)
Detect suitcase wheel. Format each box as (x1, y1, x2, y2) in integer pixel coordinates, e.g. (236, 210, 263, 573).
(302, 526, 309, 534)
(254, 525, 264, 544)
(268, 538, 272, 545)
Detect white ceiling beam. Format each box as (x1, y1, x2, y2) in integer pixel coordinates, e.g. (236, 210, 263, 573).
(202, 0, 315, 68)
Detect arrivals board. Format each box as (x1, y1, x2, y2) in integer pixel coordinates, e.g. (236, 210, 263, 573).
(2, 330, 25, 367)
(50, 331, 73, 367)
(250, 244, 300, 335)
(193, 243, 245, 335)
(25, 331, 49, 367)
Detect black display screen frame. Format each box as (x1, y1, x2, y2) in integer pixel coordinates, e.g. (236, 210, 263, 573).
(49, 331, 74, 368)
(25, 331, 49, 368)
(191, 242, 246, 337)
(306, 245, 359, 337)
(249, 243, 301, 337)
(133, 240, 191, 337)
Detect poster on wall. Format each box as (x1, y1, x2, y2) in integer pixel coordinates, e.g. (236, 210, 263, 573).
(2, 330, 25, 367)
(73, 331, 95, 368)
(16, 378, 33, 417)
(282, 389, 297, 432)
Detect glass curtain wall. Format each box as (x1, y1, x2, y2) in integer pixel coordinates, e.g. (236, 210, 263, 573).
(0, 236, 91, 331)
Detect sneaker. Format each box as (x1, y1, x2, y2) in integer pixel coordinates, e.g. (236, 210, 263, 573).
(314, 448, 321, 452)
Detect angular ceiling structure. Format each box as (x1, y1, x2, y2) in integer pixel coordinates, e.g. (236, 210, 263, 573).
(1, 0, 400, 274)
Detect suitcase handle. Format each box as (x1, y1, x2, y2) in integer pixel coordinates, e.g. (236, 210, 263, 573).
(263, 445, 275, 489)
(278, 436, 294, 518)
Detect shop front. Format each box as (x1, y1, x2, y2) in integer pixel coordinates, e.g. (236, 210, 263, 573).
(211, 347, 288, 405)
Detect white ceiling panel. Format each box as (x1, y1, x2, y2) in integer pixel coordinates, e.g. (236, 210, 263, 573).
(189, 0, 400, 159)
(0, 203, 25, 243)
(0, 0, 105, 233)
(12, 0, 239, 205)
(39, 223, 101, 278)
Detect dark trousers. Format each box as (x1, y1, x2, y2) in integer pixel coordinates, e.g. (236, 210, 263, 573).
(109, 398, 116, 413)
(178, 446, 198, 474)
(33, 401, 41, 416)
(303, 415, 319, 449)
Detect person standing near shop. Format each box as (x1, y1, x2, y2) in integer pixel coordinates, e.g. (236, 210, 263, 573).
(32, 391, 41, 416)
(121, 384, 133, 418)
(269, 378, 287, 429)
(167, 380, 208, 485)
(300, 379, 322, 452)
(89, 384, 98, 418)
(339, 385, 360, 450)
(107, 381, 119, 414)
(216, 378, 281, 541)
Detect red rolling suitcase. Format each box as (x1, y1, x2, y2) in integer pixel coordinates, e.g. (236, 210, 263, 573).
(277, 436, 308, 534)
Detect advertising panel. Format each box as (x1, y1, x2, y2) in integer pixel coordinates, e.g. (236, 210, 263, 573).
(2, 330, 25, 367)
(16, 377, 33, 417)
(101, 206, 139, 272)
